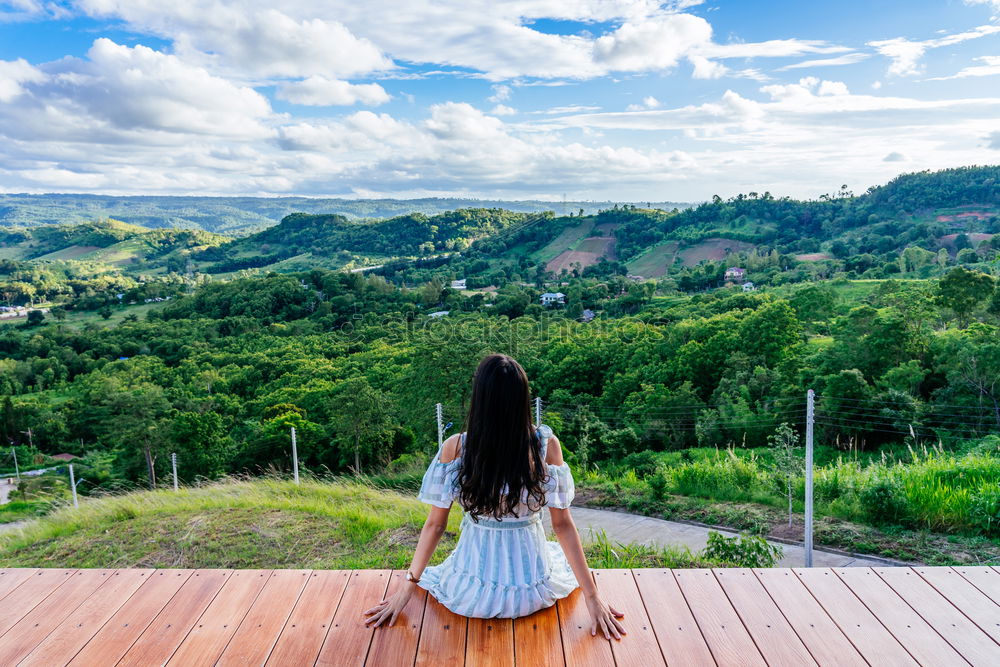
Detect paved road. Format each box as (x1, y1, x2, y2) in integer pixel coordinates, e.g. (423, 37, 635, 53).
(545, 506, 897, 568)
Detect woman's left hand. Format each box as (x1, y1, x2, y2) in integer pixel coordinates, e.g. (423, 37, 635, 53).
(363, 586, 415, 628)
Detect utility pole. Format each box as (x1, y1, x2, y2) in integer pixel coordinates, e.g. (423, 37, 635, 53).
(10, 447, 19, 481)
(171, 452, 178, 491)
(69, 464, 79, 509)
(291, 427, 300, 485)
(805, 389, 815, 567)
(436, 403, 444, 450)
(534, 396, 542, 427)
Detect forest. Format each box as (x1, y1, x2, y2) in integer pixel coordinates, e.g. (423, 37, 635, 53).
(2, 166, 999, 563)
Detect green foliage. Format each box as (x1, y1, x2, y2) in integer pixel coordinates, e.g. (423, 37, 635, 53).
(860, 477, 909, 525)
(701, 531, 783, 567)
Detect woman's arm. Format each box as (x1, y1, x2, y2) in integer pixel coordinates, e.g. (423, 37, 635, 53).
(365, 435, 460, 628)
(546, 437, 626, 640)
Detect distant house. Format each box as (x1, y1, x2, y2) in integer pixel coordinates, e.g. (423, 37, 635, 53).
(742, 282, 756, 292)
(428, 310, 450, 318)
(725, 267, 746, 281)
(450, 279, 467, 290)
(540, 292, 566, 306)
(51, 453, 79, 462)
(581, 309, 596, 322)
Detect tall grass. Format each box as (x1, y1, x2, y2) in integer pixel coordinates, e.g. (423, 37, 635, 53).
(611, 446, 1000, 537)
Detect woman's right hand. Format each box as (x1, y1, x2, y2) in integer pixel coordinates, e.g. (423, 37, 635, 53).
(585, 592, 626, 640)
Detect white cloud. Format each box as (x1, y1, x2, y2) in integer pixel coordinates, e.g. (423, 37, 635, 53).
(965, 0, 1000, 14)
(697, 39, 850, 59)
(489, 104, 517, 115)
(689, 55, 727, 79)
(883, 151, 906, 161)
(779, 53, 870, 70)
(928, 55, 1000, 80)
(0, 38, 272, 143)
(989, 131, 1000, 149)
(276, 76, 390, 106)
(71, 2, 851, 81)
(869, 24, 1000, 76)
(626, 95, 661, 111)
(488, 84, 512, 103)
(593, 14, 712, 71)
(0, 58, 45, 101)
(74, 3, 391, 79)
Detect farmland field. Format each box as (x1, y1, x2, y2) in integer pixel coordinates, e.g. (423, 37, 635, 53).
(678, 237, 755, 266)
(531, 218, 595, 263)
(626, 241, 680, 277)
(33, 245, 102, 261)
(545, 234, 616, 273)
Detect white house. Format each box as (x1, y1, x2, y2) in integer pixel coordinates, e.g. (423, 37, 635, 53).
(428, 310, 450, 318)
(724, 267, 746, 281)
(540, 292, 566, 306)
(581, 309, 596, 322)
(742, 282, 756, 292)
(450, 279, 466, 290)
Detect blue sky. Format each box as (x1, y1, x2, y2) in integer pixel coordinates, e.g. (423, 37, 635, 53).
(0, 0, 998, 200)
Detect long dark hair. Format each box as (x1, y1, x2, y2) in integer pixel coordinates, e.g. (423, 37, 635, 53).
(457, 354, 546, 521)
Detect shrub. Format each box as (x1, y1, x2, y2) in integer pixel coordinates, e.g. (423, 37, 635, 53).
(860, 478, 908, 525)
(620, 450, 659, 477)
(701, 531, 782, 568)
(969, 488, 1000, 536)
(647, 471, 668, 500)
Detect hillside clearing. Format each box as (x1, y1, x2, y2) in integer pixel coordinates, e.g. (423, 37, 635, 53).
(33, 245, 103, 261)
(531, 218, 595, 263)
(626, 241, 680, 277)
(679, 238, 755, 266)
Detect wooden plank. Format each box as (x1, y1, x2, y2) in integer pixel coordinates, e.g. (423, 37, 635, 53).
(166, 569, 271, 666)
(117, 569, 233, 667)
(68, 570, 194, 667)
(415, 594, 467, 667)
(793, 568, 917, 666)
(593, 569, 664, 667)
(216, 569, 311, 667)
(556, 585, 615, 667)
(19, 569, 152, 667)
(876, 567, 999, 667)
(366, 571, 429, 667)
(713, 568, 816, 667)
(955, 566, 1000, 605)
(633, 569, 714, 667)
(467, 617, 514, 667)
(0, 568, 39, 601)
(834, 567, 967, 666)
(265, 570, 351, 666)
(0, 568, 113, 665)
(512, 604, 564, 667)
(0, 569, 75, 636)
(752, 568, 866, 667)
(316, 569, 391, 667)
(916, 567, 1000, 644)
(673, 568, 766, 667)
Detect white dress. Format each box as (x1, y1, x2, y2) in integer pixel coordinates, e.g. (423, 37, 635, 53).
(416, 424, 579, 618)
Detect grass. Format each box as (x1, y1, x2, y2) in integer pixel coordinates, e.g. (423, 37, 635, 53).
(575, 451, 1000, 566)
(0, 476, 733, 570)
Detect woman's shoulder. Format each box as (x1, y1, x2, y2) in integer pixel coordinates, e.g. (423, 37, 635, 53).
(439, 432, 463, 464)
(538, 425, 564, 466)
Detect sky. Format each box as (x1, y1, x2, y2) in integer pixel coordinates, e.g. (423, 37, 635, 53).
(0, 0, 998, 201)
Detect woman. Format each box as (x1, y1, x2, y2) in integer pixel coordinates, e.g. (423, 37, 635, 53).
(364, 353, 626, 640)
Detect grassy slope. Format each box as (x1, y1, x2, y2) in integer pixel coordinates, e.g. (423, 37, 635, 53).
(0, 478, 717, 570)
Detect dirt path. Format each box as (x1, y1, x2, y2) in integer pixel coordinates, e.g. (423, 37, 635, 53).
(545, 506, 901, 568)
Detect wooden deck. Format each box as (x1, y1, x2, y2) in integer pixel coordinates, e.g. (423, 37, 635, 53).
(0, 567, 996, 665)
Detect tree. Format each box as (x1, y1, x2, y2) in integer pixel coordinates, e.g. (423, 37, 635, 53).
(50, 306, 67, 322)
(98, 306, 113, 320)
(330, 378, 394, 472)
(26, 310, 44, 327)
(768, 423, 801, 527)
(936, 267, 996, 328)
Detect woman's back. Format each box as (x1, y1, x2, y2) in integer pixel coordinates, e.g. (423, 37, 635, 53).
(416, 423, 578, 618)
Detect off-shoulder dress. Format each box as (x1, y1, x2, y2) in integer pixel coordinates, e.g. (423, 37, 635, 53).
(416, 424, 579, 618)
